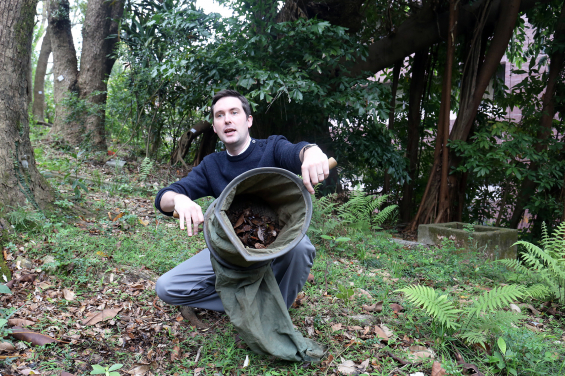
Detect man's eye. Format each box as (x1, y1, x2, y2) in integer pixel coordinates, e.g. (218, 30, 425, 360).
(232, 111, 238, 115)
(216, 113, 223, 118)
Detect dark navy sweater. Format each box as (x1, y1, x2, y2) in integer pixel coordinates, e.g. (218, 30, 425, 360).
(155, 135, 308, 216)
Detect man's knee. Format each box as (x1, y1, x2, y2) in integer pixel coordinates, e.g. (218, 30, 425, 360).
(155, 275, 172, 304)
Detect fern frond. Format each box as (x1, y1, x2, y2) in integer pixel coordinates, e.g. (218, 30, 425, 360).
(373, 204, 398, 227)
(461, 311, 523, 347)
(467, 285, 524, 316)
(459, 330, 488, 347)
(523, 284, 551, 300)
(139, 157, 153, 181)
(498, 259, 539, 280)
(397, 285, 461, 329)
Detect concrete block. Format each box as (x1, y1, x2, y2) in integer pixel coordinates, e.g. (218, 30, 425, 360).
(105, 159, 126, 168)
(418, 222, 517, 260)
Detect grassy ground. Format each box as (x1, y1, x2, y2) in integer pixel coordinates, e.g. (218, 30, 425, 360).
(1, 128, 564, 376)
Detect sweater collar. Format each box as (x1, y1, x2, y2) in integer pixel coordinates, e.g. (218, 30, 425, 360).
(226, 138, 257, 162)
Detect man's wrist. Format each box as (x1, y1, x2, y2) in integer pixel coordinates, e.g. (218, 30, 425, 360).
(300, 144, 318, 162)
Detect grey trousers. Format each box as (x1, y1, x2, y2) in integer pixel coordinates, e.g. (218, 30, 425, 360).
(155, 235, 316, 312)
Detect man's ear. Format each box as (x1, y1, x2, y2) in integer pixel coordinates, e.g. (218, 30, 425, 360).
(247, 115, 253, 129)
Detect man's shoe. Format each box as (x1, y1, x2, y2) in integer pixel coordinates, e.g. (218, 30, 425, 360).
(180, 306, 209, 329)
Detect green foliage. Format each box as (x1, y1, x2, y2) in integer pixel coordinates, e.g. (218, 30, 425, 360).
(6, 205, 44, 231)
(396, 285, 461, 330)
(397, 284, 524, 347)
(337, 190, 397, 232)
(500, 222, 565, 303)
(336, 284, 354, 301)
(90, 363, 123, 376)
(0, 284, 11, 294)
(139, 157, 154, 181)
(485, 327, 563, 376)
(467, 285, 525, 317)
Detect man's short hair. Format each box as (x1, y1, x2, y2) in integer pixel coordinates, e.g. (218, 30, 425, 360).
(211, 89, 251, 118)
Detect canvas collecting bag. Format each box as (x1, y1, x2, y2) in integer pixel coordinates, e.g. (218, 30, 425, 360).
(203, 167, 326, 361)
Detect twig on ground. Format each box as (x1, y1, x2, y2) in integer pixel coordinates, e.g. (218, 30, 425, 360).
(194, 345, 203, 365)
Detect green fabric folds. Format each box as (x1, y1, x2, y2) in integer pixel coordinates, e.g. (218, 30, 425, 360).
(211, 257, 326, 362)
(203, 168, 325, 362)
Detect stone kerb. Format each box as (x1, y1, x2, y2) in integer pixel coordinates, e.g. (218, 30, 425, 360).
(418, 222, 517, 260)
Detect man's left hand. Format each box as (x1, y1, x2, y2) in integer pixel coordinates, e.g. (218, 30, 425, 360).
(301, 146, 329, 194)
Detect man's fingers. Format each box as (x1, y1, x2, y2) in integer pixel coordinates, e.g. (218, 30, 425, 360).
(302, 168, 315, 194)
(179, 212, 185, 230)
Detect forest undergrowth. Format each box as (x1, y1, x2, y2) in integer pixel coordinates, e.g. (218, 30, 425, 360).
(1, 129, 564, 376)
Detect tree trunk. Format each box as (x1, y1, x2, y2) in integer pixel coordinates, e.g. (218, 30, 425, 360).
(410, 0, 522, 230)
(33, 27, 51, 122)
(383, 61, 401, 194)
(400, 50, 429, 222)
(0, 0, 53, 211)
(170, 121, 211, 165)
(509, 2, 565, 228)
(77, 0, 125, 151)
(194, 127, 218, 166)
(49, 0, 80, 144)
(436, 0, 458, 223)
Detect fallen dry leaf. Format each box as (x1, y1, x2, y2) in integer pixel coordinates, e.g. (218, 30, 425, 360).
(390, 303, 404, 313)
(409, 345, 434, 360)
(127, 362, 155, 375)
(362, 301, 383, 312)
(0, 342, 16, 352)
(170, 345, 181, 361)
(331, 323, 343, 331)
(337, 360, 357, 375)
(7, 319, 35, 327)
(61, 372, 75, 376)
(63, 289, 75, 301)
(374, 325, 389, 341)
(82, 307, 122, 326)
(19, 368, 41, 375)
(431, 361, 447, 376)
(9, 327, 69, 346)
(380, 324, 393, 338)
(139, 219, 149, 226)
(356, 288, 373, 300)
(307, 273, 315, 283)
(194, 368, 205, 376)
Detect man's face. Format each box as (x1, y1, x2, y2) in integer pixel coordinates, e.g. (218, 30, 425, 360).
(212, 96, 252, 152)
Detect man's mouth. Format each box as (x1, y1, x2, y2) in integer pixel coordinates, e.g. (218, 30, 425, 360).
(225, 128, 236, 135)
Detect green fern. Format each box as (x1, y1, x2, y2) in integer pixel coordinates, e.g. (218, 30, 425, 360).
(499, 222, 565, 303)
(523, 284, 551, 300)
(397, 284, 523, 346)
(460, 311, 524, 347)
(467, 285, 524, 316)
(139, 157, 154, 181)
(337, 189, 397, 232)
(396, 285, 461, 329)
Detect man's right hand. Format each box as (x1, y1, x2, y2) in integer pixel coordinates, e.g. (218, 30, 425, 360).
(161, 192, 204, 236)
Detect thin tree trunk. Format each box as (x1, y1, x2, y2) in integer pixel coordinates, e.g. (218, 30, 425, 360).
(400, 50, 429, 222)
(77, 0, 125, 151)
(436, 0, 458, 223)
(33, 27, 51, 121)
(384, 61, 402, 194)
(194, 128, 218, 166)
(0, 0, 53, 211)
(170, 121, 211, 165)
(510, 2, 565, 228)
(49, 0, 80, 144)
(410, 0, 522, 230)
